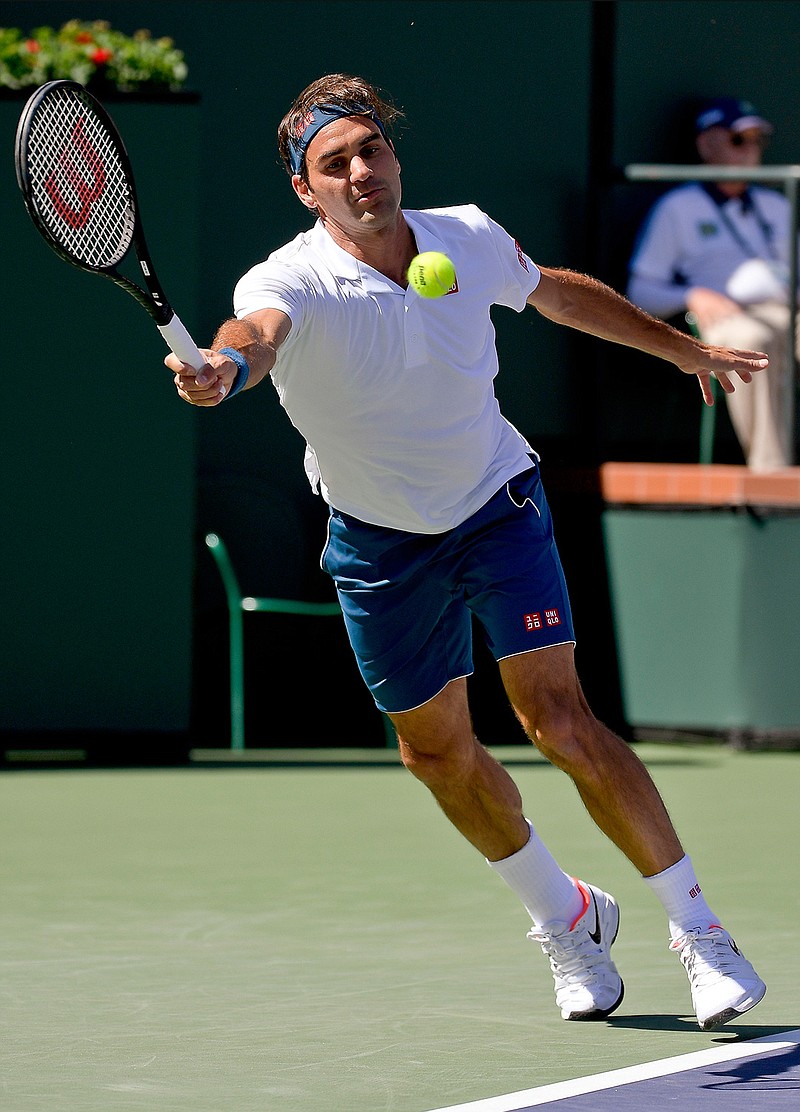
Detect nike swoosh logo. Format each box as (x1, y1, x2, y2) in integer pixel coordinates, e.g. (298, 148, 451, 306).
(588, 890, 602, 945)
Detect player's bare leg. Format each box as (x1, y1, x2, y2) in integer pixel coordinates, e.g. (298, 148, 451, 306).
(499, 642, 684, 877)
(388, 677, 530, 862)
(390, 672, 626, 1021)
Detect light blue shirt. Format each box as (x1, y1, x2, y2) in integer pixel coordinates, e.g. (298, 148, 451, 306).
(628, 182, 792, 318)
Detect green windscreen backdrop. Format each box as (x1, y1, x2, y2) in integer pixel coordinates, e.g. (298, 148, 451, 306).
(3, 2, 800, 746)
(0, 98, 200, 736)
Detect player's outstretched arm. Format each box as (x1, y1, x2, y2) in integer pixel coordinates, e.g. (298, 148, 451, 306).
(528, 266, 769, 406)
(165, 308, 292, 407)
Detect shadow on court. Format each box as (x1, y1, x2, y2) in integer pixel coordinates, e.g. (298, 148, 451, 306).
(703, 1042, 800, 1091)
(608, 1015, 800, 1036)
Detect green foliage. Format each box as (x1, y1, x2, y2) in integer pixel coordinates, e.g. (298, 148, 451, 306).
(0, 20, 189, 92)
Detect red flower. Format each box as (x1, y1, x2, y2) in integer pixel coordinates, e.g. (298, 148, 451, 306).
(75, 32, 94, 44)
(25, 39, 41, 53)
(90, 48, 113, 64)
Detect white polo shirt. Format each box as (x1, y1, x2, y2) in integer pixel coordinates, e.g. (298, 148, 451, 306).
(627, 182, 792, 319)
(233, 204, 541, 533)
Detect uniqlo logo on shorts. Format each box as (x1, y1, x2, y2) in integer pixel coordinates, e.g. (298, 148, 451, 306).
(524, 609, 561, 632)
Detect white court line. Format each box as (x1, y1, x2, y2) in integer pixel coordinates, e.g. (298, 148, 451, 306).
(426, 1028, 800, 1112)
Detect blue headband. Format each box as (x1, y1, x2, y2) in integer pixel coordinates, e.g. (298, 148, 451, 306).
(287, 102, 387, 175)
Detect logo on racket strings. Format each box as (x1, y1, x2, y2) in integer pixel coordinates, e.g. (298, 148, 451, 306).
(43, 117, 106, 229)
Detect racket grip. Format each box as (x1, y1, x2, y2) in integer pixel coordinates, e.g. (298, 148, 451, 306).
(158, 312, 206, 370)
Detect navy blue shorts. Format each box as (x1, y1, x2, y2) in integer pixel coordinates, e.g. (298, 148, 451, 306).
(320, 464, 575, 713)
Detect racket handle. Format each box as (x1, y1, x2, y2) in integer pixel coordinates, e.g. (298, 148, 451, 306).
(158, 312, 206, 370)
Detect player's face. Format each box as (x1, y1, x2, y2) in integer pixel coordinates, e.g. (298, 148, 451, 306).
(292, 116, 402, 240)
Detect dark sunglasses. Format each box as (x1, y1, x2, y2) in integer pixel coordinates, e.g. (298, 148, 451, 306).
(729, 132, 769, 149)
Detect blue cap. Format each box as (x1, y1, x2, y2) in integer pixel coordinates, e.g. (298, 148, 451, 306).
(695, 97, 773, 135)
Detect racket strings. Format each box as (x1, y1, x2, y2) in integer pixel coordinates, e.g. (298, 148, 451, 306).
(24, 88, 136, 268)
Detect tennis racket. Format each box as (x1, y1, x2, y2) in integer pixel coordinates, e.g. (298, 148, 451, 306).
(14, 79, 204, 368)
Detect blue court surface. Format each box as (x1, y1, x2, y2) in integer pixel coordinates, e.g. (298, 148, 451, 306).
(429, 1029, 800, 1109)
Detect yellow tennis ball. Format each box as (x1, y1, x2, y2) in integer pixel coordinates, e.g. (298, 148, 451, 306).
(407, 251, 456, 298)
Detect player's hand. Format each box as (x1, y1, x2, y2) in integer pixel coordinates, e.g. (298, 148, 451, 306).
(679, 345, 769, 407)
(165, 350, 233, 406)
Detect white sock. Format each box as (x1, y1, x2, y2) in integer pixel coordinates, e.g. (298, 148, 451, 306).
(487, 819, 585, 927)
(643, 854, 718, 939)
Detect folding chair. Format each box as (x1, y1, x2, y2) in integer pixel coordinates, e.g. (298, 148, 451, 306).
(204, 532, 343, 749)
(686, 310, 721, 463)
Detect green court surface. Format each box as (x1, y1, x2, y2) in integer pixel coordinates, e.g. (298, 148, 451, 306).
(2, 742, 797, 1111)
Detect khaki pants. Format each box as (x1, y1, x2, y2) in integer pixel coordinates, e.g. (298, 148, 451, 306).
(703, 301, 797, 471)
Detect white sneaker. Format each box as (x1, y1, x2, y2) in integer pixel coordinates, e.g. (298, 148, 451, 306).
(670, 925, 767, 1030)
(528, 880, 624, 1021)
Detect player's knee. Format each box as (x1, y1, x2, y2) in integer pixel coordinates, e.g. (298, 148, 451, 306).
(396, 731, 474, 788)
(518, 698, 597, 773)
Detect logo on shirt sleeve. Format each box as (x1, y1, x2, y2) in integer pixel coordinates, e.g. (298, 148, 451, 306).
(514, 240, 529, 272)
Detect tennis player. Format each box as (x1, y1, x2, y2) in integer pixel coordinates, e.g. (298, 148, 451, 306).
(167, 74, 767, 1030)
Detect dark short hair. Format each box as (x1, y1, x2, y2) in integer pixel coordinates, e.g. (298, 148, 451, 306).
(277, 73, 404, 180)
